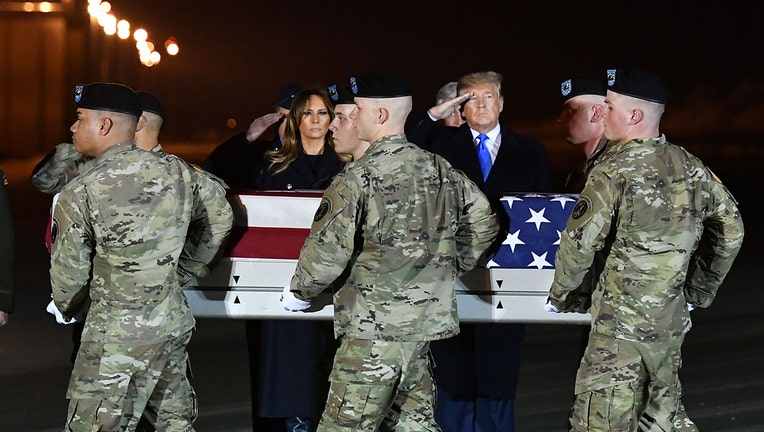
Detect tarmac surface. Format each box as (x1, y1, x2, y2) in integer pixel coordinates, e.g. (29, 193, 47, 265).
(1, 143, 762, 431)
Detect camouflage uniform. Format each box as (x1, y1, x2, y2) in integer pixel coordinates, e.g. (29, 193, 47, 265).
(549, 135, 744, 431)
(50, 142, 233, 431)
(290, 134, 498, 431)
(31, 142, 228, 195)
(563, 136, 612, 193)
(562, 136, 614, 314)
(31, 143, 95, 194)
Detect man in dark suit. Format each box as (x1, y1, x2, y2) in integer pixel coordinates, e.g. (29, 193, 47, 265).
(406, 70, 552, 432)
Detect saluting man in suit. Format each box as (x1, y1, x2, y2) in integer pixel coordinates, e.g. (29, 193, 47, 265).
(406, 70, 553, 432)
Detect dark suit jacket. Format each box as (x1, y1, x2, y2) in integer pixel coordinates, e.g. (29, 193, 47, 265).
(202, 132, 271, 189)
(406, 113, 553, 398)
(407, 112, 552, 196)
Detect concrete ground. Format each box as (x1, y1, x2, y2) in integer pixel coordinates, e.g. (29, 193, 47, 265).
(1, 143, 762, 431)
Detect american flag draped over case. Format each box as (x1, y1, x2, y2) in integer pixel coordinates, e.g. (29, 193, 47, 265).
(185, 191, 589, 323)
(489, 194, 577, 269)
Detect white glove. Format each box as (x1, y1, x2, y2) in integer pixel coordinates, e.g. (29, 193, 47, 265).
(687, 303, 695, 312)
(544, 300, 561, 313)
(46, 300, 77, 325)
(281, 284, 311, 312)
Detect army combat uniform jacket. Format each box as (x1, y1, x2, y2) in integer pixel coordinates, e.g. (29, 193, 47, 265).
(31, 143, 95, 194)
(290, 134, 498, 342)
(50, 142, 233, 344)
(550, 135, 744, 342)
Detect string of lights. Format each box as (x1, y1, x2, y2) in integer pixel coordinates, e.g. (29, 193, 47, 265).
(86, 0, 178, 67)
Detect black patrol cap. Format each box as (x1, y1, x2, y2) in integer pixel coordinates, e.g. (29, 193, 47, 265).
(351, 72, 412, 98)
(327, 82, 355, 106)
(606, 68, 670, 104)
(73, 82, 142, 117)
(136, 91, 165, 120)
(560, 78, 606, 103)
(276, 84, 302, 110)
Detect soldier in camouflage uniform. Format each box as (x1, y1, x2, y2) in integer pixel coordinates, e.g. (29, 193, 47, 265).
(558, 77, 611, 194)
(49, 83, 233, 431)
(281, 73, 499, 431)
(326, 82, 370, 161)
(31, 142, 95, 194)
(31, 91, 227, 195)
(548, 69, 744, 431)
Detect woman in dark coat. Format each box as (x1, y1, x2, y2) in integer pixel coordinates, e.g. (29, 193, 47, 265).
(248, 86, 346, 432)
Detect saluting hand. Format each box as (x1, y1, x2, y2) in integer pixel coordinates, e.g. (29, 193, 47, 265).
(427, 92, 472, 120)
(246, 112, 285, 142)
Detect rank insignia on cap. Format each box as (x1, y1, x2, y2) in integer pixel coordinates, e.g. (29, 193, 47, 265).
(72, 82, 142, 116)
(74, 85, 84, 103)
(561, 79, 572, 97)
(607, 69, 617, 87)
(328, 84, 338, 101)
(349, 76, 358, 95)
(604, 68, 669, 104)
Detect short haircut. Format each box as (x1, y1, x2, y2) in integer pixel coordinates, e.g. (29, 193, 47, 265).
(457, 71, 503, 96)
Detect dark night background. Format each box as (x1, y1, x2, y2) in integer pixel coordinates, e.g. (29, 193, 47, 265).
(1, 1, 763, 430)
(85, 0, 763, 145)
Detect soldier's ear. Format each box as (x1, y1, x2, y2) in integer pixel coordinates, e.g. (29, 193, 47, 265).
(99, 117, 113, 135)
(629, 108, 644, 125)
(377, 107, 389, 125)
(136, 115, 146, 132)
(591, 104, 604, 123)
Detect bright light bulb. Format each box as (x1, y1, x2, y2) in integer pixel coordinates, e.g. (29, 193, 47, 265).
(133, 28, 148, 42)
(166, 43, 179, 56)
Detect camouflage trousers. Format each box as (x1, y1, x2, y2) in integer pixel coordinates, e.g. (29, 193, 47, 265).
(65, 330, 197, 431)
(318, 338, 441, 432)
(569, 332, 698, 432)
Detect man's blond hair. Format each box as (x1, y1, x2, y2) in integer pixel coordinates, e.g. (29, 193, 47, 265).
(457, 71, 503, 96)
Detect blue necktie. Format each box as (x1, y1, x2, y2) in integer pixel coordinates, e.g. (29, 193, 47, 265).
(476, 133, 491, 181)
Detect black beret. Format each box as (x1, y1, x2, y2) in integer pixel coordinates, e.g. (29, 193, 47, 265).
(327, 83, 355, 106)
(275, 84, 302, 110)
(351, 72, 412, 98)
(136, 91, 165, 120)
(73, 82, 141, 117)
(560, 78, 606, 103)
(606, 68, 670, 104)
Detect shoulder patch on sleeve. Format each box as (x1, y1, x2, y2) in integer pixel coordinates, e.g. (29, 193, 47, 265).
(314, 197, 332, 222)
(571, 195, 592, 219)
